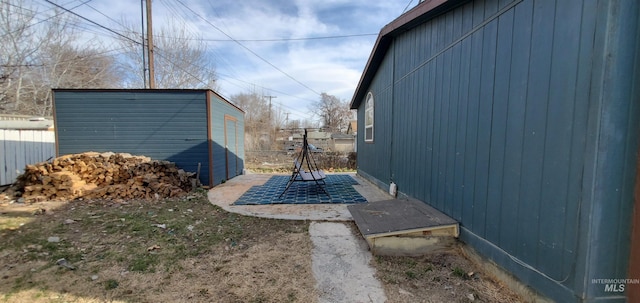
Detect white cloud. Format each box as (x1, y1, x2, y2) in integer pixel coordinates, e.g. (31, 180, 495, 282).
(39, 0, 411, 120)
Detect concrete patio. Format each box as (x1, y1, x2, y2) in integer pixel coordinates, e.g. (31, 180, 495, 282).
(207, 172, 393, 221)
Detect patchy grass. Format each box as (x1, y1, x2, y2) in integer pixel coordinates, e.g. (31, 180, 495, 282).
(0, 191, 316, 303)
(2, 186, 525, 303)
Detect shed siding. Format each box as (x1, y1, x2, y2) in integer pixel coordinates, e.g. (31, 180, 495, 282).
(209, 92, 244, 185)
(54, 90, 211, 185)
(356, 0, 640, 301)
(0, 130, 55, 185)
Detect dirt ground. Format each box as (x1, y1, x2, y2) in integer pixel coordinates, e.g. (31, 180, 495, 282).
(0, 192, 523, 303)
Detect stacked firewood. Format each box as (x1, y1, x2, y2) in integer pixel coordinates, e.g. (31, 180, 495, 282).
(16, 152, 195, 202)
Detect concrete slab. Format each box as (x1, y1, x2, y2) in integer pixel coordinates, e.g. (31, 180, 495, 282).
(208, 173, 392, 221)
(309, 222, 387, 303)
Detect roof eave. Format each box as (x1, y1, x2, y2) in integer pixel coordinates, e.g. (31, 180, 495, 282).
(349, 0, 471, 109)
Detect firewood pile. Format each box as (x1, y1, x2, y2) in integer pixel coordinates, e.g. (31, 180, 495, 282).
(14, 152, 196, 202)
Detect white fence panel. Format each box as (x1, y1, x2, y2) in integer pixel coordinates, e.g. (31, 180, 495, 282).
(1, 130, 55, 185)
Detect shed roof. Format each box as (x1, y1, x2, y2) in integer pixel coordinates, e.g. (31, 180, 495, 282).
(349, 0, 469, 109)
(52, 88, 245, 114)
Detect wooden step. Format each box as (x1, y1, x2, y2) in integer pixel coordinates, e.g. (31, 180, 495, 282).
(348, 198, 459, 256)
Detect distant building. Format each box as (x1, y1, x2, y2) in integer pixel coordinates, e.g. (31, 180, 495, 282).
(306, 130, 332, 150)
(331, 133, 355, 152)
(0, 115, 55, 185)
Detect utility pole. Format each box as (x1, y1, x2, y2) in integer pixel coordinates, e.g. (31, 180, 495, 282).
(265, 95, 276, 119)
(146, 0, 155, 88)
(140, 0, 147, 88)
(264, 95, 276, 150)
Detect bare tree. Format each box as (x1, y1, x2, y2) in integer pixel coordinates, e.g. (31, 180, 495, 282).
(310, 93, 353, 132)
(118, 18, 217, 89)
(0, 0, 122, 116)
(28, 43, 121, 115)
(231, 91, 287, 150)
(0, 0, 42, 112)
(286, 119, 301, 130)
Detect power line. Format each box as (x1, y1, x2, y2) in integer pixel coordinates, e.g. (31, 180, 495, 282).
(155, 0, 242, 81)
(1, 0, 94, 38)
(42, 0, 139, 45)
(401, 0, 415, 14)
(150, 33, 378, 42)
(216, 73, 317, 103)
(174, 0, 322, 96)
(41, 0, 207, 89)
(35, 0, 316, 119)
(83, 2, 126, 29)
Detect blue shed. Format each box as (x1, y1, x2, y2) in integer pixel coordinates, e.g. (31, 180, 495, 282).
(350, 0, 640, 302)
(53, 89, 245, 187)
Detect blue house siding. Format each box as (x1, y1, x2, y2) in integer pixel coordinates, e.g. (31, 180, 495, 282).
(53, 89, 244, 187)
(351, 0, 640, 302)
(356, 49, 395, 189)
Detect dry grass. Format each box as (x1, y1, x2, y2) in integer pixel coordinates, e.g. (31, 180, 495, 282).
(1, 188, 524, 303)
(371, 247, 524, 303)
(0, 191, 315, 303)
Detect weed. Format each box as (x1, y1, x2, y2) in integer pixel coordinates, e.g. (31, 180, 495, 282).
(104, 279, 119, 290)
(405, 270, 417, 279)
(403, 258, 418, 268)
(130, 254, 158, 272)
(250, 292, 267, 303)
(452, 266, 467, 279)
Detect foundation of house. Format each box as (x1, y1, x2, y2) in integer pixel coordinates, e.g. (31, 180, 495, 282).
(348, 198, 459, 256)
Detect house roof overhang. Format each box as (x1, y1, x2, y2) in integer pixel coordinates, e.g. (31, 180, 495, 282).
(349, 0, 471, 109)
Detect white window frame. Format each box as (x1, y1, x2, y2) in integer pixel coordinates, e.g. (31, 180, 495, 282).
(364, 92, 374, 142)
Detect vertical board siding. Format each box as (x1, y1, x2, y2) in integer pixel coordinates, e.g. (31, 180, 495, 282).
(210, 94, 245, 185)
(500, 0, 532, 259)
(357, 46, 395, 185)
(54, 91, 211, 185)
(356, 0, 640, 300)
(0, 130, 55, 185)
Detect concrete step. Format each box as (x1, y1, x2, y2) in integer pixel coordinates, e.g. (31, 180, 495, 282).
(348, 198, 459, 256)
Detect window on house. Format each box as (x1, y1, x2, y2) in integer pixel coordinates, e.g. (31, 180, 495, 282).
(365, 92, 374, 142)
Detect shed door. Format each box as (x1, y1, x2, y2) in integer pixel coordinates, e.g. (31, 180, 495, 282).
(224, 115, 238, 179)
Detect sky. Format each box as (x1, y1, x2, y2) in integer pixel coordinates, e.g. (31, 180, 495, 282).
(34, 0, 418, 121)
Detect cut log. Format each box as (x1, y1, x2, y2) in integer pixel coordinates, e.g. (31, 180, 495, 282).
(15, 152, 196, 202)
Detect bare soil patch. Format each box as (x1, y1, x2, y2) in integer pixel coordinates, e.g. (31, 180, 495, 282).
(1, 189, 522, 303)
(371, 248, 524, 303)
